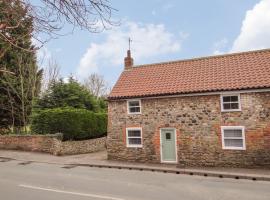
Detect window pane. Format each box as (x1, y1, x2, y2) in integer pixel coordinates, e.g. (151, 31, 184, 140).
(224, 139, 243, 147)
(166, 133, 171, 140)
(129, 107, 140, 113)
(230, 96, 239, 102)
(128, 130, 141, 137)
(128, 138, 142, 145)
(223, 103, 231, 110)
(224, 129, 242, 138)
(129, 101, 139, 107)
(223, 96, 231, 102)
(223, 102, 239, 110)
(231, 103, 239, 109)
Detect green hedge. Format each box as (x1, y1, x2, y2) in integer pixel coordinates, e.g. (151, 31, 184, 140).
(31, 108, 107, 141)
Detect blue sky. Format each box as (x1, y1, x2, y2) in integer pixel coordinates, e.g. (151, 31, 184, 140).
(38, 0, 270, 86)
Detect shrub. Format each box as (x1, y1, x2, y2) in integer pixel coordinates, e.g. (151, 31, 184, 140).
(31, 108, 107, 141)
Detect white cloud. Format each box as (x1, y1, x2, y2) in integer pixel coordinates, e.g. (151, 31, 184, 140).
(231, 0, 270, 52)
(213, 38, 228, 55)
(77, 21, 185, 79)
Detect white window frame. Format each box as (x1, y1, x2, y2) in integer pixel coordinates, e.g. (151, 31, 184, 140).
(126, 127, 143, 148)
(220, 94, 241, 112)
(127, 99, 141, 114)
(221, 126, 246, 150)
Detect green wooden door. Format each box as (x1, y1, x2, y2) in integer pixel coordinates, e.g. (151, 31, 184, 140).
(161, 129, 177, 162)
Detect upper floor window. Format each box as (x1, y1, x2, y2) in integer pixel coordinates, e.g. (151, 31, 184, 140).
(221, 94, 241, 112)
(221, 126, 246, 150)
(127, 99, 141, 114)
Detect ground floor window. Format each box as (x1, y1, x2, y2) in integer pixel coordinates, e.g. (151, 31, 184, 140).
(221, 126, 246, 150)
(126, 127, 142, 148)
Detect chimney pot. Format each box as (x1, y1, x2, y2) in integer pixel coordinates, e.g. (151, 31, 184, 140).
(124, 50, 133, 70)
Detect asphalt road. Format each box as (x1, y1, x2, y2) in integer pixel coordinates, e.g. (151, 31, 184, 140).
(0, 159, 269, 200)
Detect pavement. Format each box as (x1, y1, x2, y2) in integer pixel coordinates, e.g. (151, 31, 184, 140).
(1, 158, 270, 200)
(0, 150, 270, 182)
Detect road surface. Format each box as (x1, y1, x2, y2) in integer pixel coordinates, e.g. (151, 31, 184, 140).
(0, 159, 269, 200)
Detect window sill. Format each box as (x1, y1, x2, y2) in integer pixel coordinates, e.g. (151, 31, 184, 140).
(221, 109, 242, 113)
(127, 112, 142, 115)
(222, 147, 246, 150)
(126, 145, 143, 148)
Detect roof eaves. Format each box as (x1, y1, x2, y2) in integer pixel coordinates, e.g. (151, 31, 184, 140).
(107, 86, 270, 100)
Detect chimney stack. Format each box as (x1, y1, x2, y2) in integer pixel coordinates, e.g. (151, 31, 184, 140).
(124, 50, 133, 70)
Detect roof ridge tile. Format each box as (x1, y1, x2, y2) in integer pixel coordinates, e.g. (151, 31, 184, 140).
(133, 48, 270, 69)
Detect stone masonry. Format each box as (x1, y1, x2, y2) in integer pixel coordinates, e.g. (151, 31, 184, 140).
(56, 137, 107, 155)
(107, 92, 270, 168)
(0, 134, 106, 156)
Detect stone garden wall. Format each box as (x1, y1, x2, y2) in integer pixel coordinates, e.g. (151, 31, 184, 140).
(0, 134, 60, 154)
(107, 92, 270, 168)
(0, 134, 106, 155)
(56, 137, 107, 155)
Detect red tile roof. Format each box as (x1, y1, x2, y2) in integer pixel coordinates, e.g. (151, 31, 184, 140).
(108, 49, 270, 100)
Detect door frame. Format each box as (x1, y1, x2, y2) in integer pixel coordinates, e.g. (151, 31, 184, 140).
(160, 128, 178, 163)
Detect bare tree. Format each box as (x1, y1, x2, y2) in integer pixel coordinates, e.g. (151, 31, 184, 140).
(0, 69, 15, 75)
(83, 73, 109, 97)
(0, 0, 118, 51)
(0, 54, 42, 133)
(0, 0, 118, 76)
(40, 57, 61, 94)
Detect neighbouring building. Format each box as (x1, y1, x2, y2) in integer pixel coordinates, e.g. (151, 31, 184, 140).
(107, 49, 270, 167)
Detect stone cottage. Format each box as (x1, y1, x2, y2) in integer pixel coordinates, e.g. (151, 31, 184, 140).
(107, 48, 270, 167)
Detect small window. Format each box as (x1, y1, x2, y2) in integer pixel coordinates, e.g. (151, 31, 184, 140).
(126, 128, 142, 147)
(166, 132, 171, 140)
(221, 94, 241, 112)
(221, 126, 246, 150)
(127, 100, 141, 114)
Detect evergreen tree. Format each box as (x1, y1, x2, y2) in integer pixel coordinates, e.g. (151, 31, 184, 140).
(0, 0, 42, 132)
(35, 77, 100, 112)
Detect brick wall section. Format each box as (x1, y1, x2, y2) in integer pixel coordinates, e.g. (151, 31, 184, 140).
(0, 134, 60, 154)
(0, 135, 106, 155)
(107, 92, 270, 167)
